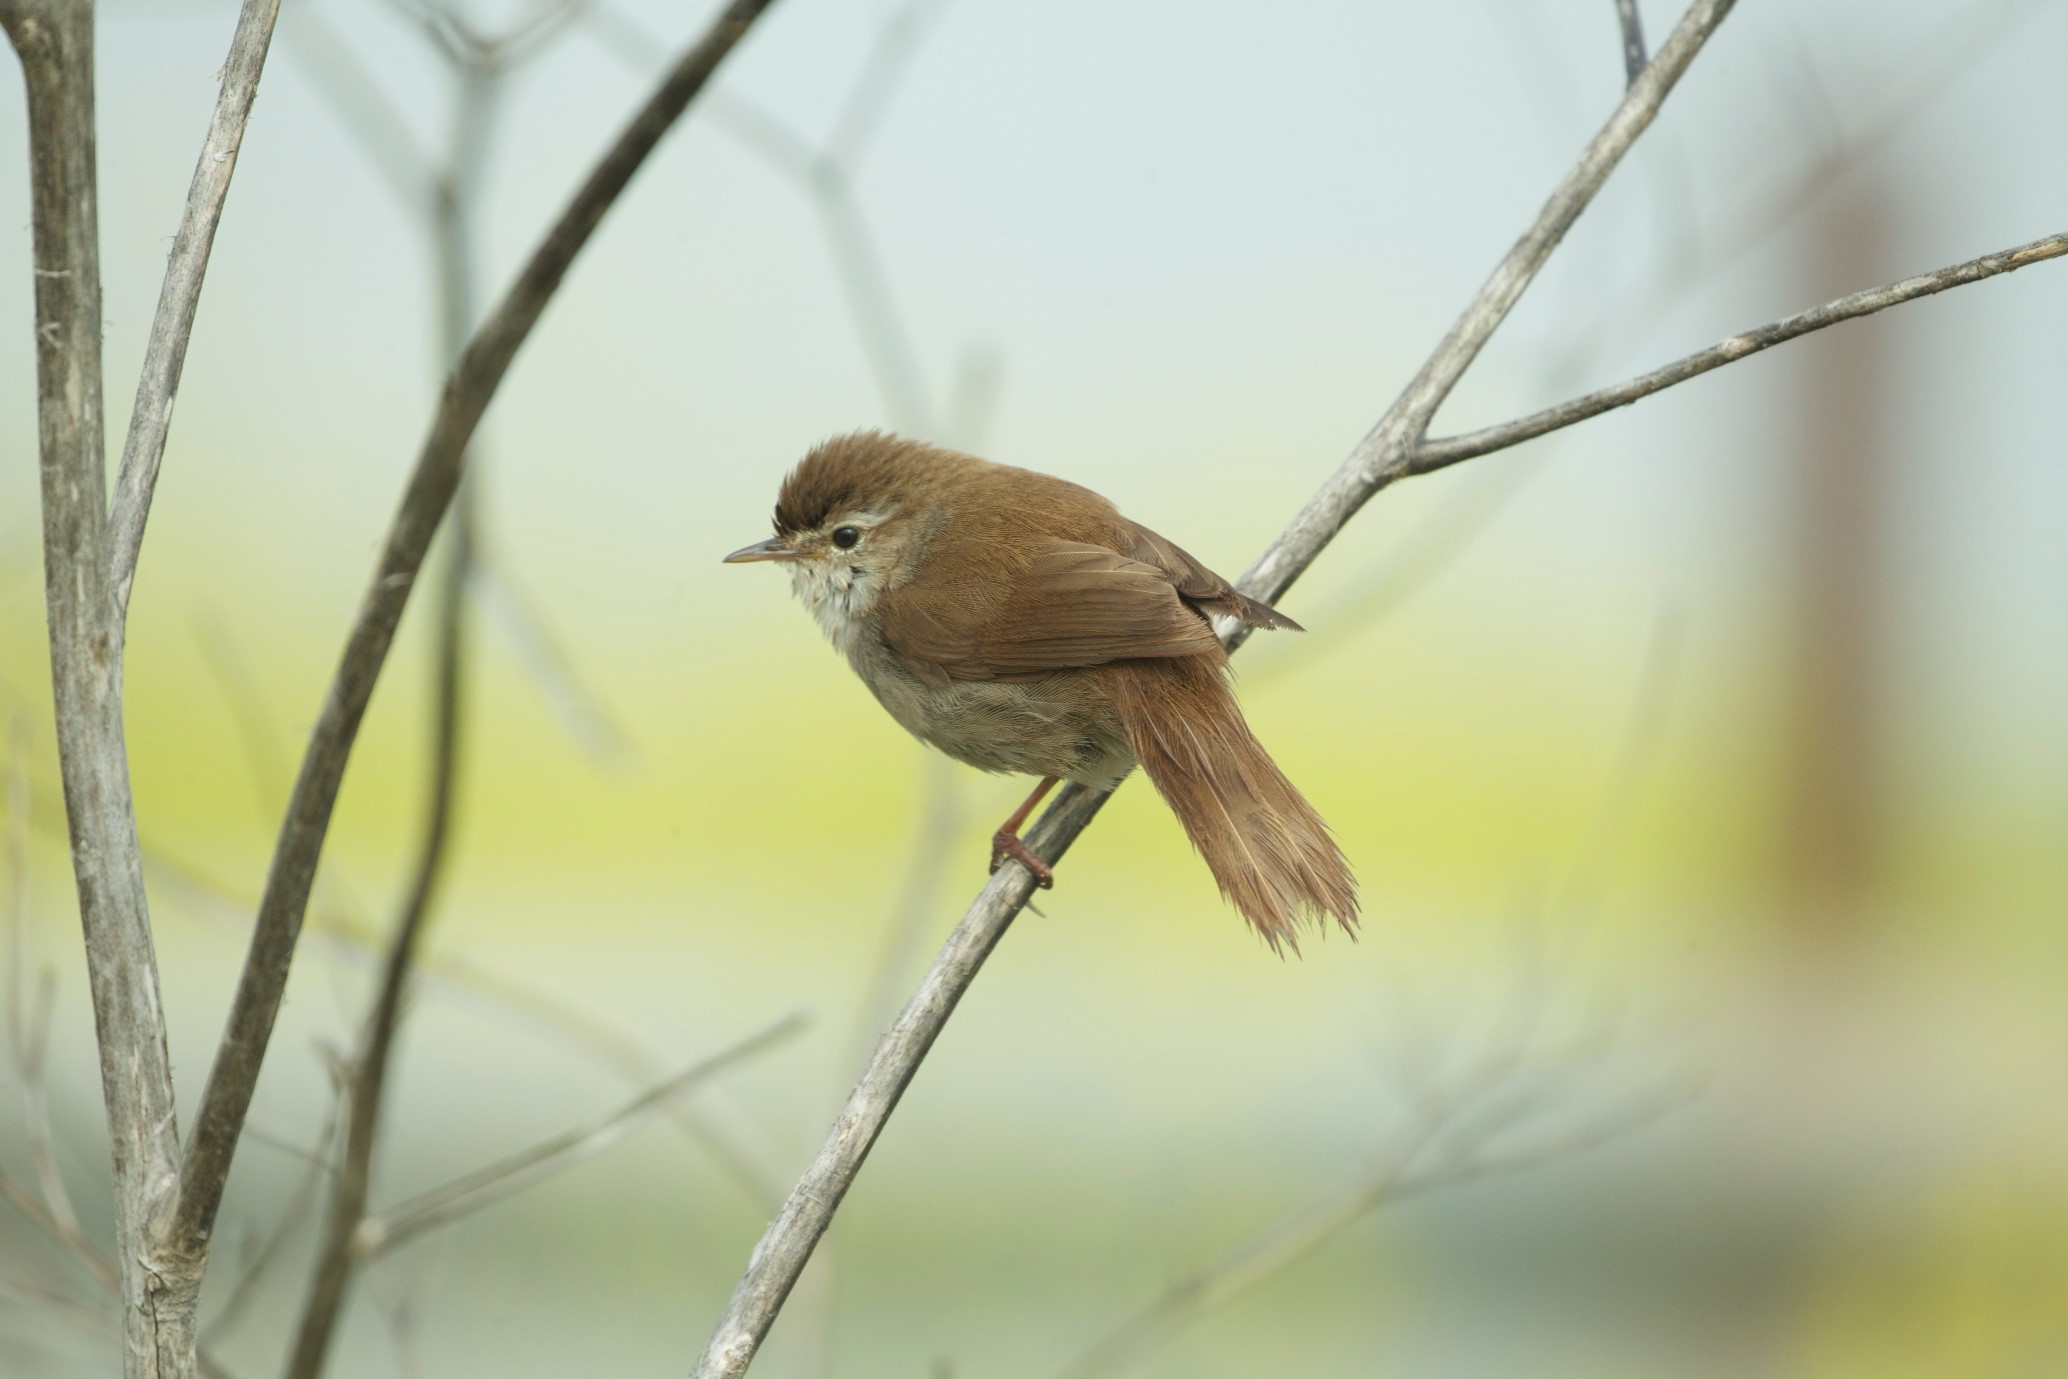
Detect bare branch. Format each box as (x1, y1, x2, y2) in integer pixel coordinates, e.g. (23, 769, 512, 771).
(1236, 0, 1738, 617)
(1614, 0, 1647, 87)
(688, 6, 1738, 1372)
(199, 1081, 344, 1351)
(1053, 1072, 1698, 1379)
(1, 957, 121, 1295)
(108, 0, 283, 623)
(0, 3, 189, 1368)
(0, 1270, 116, 1336)
(171, 0, 788, 1272)
(284, 449, 473, 1379)
(690, 838, 1062, 1379)
(355, 1011, 807, 1258)
(1411, 230, 2068, 473)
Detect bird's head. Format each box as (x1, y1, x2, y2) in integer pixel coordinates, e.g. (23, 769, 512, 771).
(724, 430, 950, 643)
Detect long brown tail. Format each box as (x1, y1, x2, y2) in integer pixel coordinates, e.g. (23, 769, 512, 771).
(1099, 658, 1358, 953)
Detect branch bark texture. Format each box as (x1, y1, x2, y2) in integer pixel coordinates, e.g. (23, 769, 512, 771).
(689, 2, 1739, 1373)
(108, 0, 283, 624)
(1411, 230, 2068, 472)
(170, 0, 785, 1270)
(0, 2, 187, 1373)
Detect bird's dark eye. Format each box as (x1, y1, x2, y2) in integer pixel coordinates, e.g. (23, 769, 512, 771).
(831, 525, 861, 550)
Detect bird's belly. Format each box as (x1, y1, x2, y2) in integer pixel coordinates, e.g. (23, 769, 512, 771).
(850, 644, 1134, 788)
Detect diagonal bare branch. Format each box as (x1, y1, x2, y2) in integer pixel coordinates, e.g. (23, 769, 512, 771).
(687, 4, 1741, 1374)
(198, 1079, 343, 1352)
(171, 0, 789, 1273)
(108, 0, 283, 624)
(355, 1011, 807, 1259)
(1054, 1069, 1698, 1379)
(1411, 230, 2068, 473)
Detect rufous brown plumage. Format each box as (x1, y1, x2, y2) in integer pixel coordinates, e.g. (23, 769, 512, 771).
(725, 431, 1357, 952)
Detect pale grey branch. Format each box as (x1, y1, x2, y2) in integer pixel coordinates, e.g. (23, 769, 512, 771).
(0, 3, 191, 1370)
(108, 0, 283, 623)
(355, 1011, 807, 1258)
(687, 7, 1737, 1372)
(1234, 0, 1738, 618)
(1410, 230, 2068, 473)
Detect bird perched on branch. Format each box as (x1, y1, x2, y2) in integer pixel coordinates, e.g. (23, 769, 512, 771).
(725, 431, 1357, 952)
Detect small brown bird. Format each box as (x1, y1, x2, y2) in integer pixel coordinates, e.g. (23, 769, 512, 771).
(725, 431, 1357, 951)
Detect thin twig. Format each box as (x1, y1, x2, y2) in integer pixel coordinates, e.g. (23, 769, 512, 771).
(1591, 0, 2052, 369)
(0, 1270, 116, 1336)
(1614, 0, 1647, 87)
(171, 0, 788, 1275)
(280, 7, 777, 1373)
(1411, 230, 2068, 473)
(108, 0, 283, 624)
(1053, 1056, 1699, 1379)
(355, 1011, 807, 1258)
(285, 203, 478, 1379)
(196, 1086, 343, 1361)
(687, 7, 1738, 1372)
(1, 960, 121, 1294)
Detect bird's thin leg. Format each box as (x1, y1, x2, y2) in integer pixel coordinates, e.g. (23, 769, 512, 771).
(989, 776, 1059, 889)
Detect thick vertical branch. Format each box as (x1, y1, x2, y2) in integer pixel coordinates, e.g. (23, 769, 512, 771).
(108, 0, 283, 624)
(168, 0, 787, 1270)
(0, 2, 188, 1374)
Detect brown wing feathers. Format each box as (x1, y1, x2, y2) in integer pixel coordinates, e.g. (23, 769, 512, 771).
(1124, 521, 1302, 632)
(878, 539, 1221, 682)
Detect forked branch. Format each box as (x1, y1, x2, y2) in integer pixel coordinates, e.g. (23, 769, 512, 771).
(1410, 230, 2068, 472)
(0, 3, 188, 1370)
(108, 0, 284, 623)
(688, 6, 1740, 1371)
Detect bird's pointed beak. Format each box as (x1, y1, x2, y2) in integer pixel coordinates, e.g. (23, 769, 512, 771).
(723, 537, 803, 564)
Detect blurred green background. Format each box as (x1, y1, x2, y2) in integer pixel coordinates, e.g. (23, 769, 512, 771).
(3, 0, 2066, 1375)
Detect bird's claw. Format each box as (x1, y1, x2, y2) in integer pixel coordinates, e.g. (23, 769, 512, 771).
(989, 830, 1054, 889)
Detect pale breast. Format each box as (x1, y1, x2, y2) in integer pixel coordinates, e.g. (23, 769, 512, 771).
(846, 635, 1134, 788)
